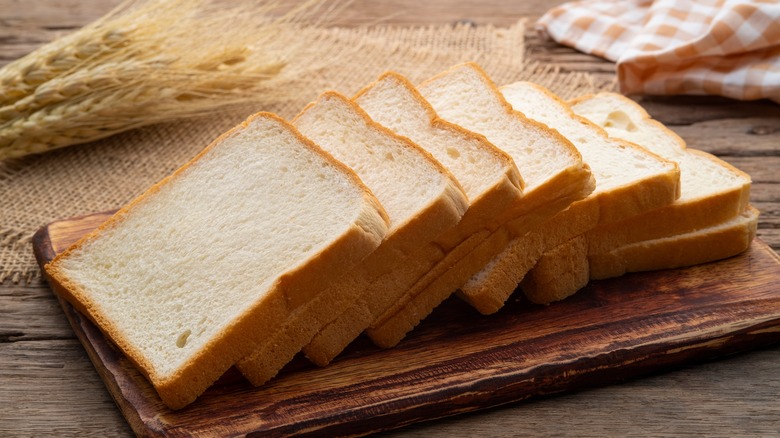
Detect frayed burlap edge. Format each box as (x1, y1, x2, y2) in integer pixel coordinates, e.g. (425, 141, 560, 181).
(0, 20, 614, 284)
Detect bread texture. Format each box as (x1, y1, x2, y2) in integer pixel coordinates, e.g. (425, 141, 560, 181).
(44, 113, 389, 409)
(364, 63, 596, 348)
(524, 205, 758, 295)
(235, 91, 469, 382)
(519, 234, 590, 303)
(459, 81, 680, 311)
(522, 92, 753, 302)
(588, 206, 759, 279)
(296, 72, 523, 366)
(570, 92, 752, 253)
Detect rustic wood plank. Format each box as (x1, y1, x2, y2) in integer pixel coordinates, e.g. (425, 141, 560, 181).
(0, 0, 119, 27)
(0, 283, 74, 342)
(307, 0, 561, 26)
(3, 0, 780, 436)
(750, 185, 780, 203)
(383, 347, 780, 437)
(673, 118, 780, 157)
(0, 339, 132, 437)
(23, 212, 780, 436)
(638, 96, 780, 126)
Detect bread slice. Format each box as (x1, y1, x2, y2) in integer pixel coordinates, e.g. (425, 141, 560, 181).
(235, 92, 469, 383)
(519, 234, 590, 303)
(521, 93, 753, 303)
(523, 205, 758, 295)
(44, 113, 389, 409)
(459, 200, 599, 312)
(363, 63, 596, 348)
(570, 92, 752, 253)
(588, 205, 759, 278)
(293, 72, 523, 366)
(458, 81, 681, 312)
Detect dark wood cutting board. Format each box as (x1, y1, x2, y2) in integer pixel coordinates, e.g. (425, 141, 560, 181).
(33, 211, 780, 437)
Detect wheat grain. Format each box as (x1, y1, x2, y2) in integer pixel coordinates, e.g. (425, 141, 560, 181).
(0, 0, 336, 160)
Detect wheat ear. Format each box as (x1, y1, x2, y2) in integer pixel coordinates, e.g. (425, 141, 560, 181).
(0, 0, 334, 160)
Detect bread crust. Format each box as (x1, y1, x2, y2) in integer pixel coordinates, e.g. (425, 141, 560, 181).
(302, 64, 596, 360)
(520, 235, 590, 304)
(459, 82, 682, 312)
(458, 200, 600, 313)
(589, 206, 758, 279)
(357, 71, 526, 250)
(236, 90, 471, 384)
(361, 63, 599, 349)
(519, 93, 753, 301)
(299, 67, 552, 367)
(45, 113, 389, 409)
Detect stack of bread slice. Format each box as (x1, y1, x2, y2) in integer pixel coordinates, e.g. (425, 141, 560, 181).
(43, 63, 755, 410)
(45, 113, 391, 409)
(515, 93, 755, 300)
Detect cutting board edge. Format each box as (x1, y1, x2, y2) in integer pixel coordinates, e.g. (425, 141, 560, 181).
(30, 213, 780, 437)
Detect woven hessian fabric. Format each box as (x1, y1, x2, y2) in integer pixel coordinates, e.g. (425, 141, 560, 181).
(1, 21, 609, 283)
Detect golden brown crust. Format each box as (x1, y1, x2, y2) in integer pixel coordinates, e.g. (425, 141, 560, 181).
(45, 113, 389, 409)
(459, 82, 681, 313)
(354, 70, 525, 252)
(589, 206, 758, 280)
(366, 175, 592, 342)
(445, 63, 591, 227)
(237, 180, 467, 383)
(458, 199, 600, 314)
(292, 72, 533, 367)
(510, 82, 682, 223)
(295, 90, 469, 208)
(520, 235, 590, 305)
(362, 64, 597, 348)
(237, 89, 474, 382)
(568, 92, 752, 253)
(356, 71, 525, 193)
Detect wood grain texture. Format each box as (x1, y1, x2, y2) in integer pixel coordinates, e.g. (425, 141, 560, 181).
(3, 0, 780, 436)
(27, 212, 780, 437)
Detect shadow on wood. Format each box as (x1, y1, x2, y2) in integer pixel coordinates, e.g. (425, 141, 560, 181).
(32, 211, 780, 437)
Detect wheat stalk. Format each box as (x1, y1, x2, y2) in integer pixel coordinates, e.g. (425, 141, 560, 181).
(0, 0, 336, 160)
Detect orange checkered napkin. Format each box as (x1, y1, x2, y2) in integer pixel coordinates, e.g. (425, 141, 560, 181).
(538, 0, 780, 103)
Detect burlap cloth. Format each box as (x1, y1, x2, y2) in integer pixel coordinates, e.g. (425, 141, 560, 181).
(0, 20, 613, 284)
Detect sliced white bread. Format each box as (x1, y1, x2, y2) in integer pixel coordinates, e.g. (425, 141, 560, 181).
(363, 63, 596, 348)
(570, 92, 752, 254)
(519, 234, 590, 303)
(459, 201, 599, 312)
(458, 81, 681, 312)
(235, 92, 469, 384)
(295, 72, 523, 366)
(522, 205, 758, 297)
(589, 205, 759, 279)
(521, 93, 754, 303)
(44, 113, 389, 409)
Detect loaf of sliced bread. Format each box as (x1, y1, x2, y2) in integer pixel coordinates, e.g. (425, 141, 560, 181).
(364, 63, 596, 348)
(296, 72, 523, 366)
(458, 81, 680, 311)
(459, 201, 599, 312)
(571, 92, 752, 254)
(521, 92, 753, 302)
(235, 92, 469, 383)
(523, 205, 758, 295)
(589, 205, 758, 278)
(519, 234, 590, 303)
(44, 113, 389, 409)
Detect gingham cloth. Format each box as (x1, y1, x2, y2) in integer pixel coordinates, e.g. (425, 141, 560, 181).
(538, 0, 780, 102)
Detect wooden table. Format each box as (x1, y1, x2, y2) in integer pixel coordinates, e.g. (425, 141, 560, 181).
(2, 1, 779, 436)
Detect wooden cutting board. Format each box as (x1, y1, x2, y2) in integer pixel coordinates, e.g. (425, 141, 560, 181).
(33, 211, 780, 437)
